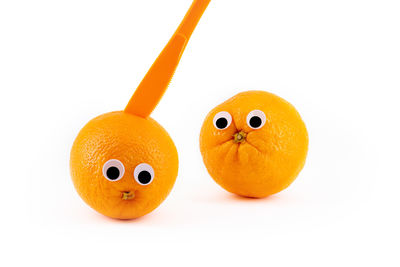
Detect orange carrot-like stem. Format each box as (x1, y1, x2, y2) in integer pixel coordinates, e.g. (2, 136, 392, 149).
(125, 0, 211, 118)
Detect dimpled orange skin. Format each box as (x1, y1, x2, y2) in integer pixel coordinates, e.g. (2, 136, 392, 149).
(200, 91, 308, 198)
(70, 111, 178, 219)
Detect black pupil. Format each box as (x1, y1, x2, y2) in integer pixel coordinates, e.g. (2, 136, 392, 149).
(106, 166, 120, 180)
(250, 116, 262, 128)
(216, 118, 228, 129)
(138, 171, 152, 184)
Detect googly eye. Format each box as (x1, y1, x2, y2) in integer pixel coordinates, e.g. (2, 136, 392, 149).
(102, 159, 125, 181)
(213, 111, 232, 130)
(134, 163, 154, 186)
(247, 110, 266, 129)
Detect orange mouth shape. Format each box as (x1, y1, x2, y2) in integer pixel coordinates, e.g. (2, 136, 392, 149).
(233, 131, 247, 143)
(121, 191, 135, 200)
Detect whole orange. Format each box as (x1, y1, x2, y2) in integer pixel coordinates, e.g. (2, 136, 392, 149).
(70, 111, 178, 219)
(200, 91, 308, 198)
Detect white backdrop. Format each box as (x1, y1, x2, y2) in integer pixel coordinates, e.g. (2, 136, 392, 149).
(1, 0, 399, 266)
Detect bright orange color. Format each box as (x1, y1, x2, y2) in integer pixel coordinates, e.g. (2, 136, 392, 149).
(70, 112, 178, 219)
(125, 0, 211, 117)
(70, 0, 210, 219)
(200, 91, 309, 198)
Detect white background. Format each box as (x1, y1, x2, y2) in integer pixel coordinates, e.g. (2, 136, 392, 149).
(1, 0, 399, 266)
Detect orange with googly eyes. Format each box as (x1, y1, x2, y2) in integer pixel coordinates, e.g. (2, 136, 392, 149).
(70, 112, 178, 219)
(70, 0, 210, 219)
(199, 90, 309, 198)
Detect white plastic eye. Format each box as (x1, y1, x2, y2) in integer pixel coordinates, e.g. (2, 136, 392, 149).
(134, 163, 155, 186)
(102, 159, 125, 181)
(213, 111, 232, 130)
(247, 110, 266, 129)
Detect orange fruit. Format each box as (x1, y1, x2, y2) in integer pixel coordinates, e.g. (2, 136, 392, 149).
(69, 0, 210, 219)
(70, 111, 178, 219)
(200, 91, 308, 198)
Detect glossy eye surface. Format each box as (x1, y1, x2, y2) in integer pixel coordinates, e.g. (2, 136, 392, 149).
(247, 110, 266, 129)
(213, 111, 232, 130)
(103, 159, 125, 181)
(134, 163, 155, 185)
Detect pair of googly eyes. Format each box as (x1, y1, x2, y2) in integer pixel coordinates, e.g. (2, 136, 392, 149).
(102, 159, 154, 186)
(213, 110, 266, 130)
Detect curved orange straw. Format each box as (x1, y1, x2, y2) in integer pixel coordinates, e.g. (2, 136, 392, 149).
(125, 0, 211, 118)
